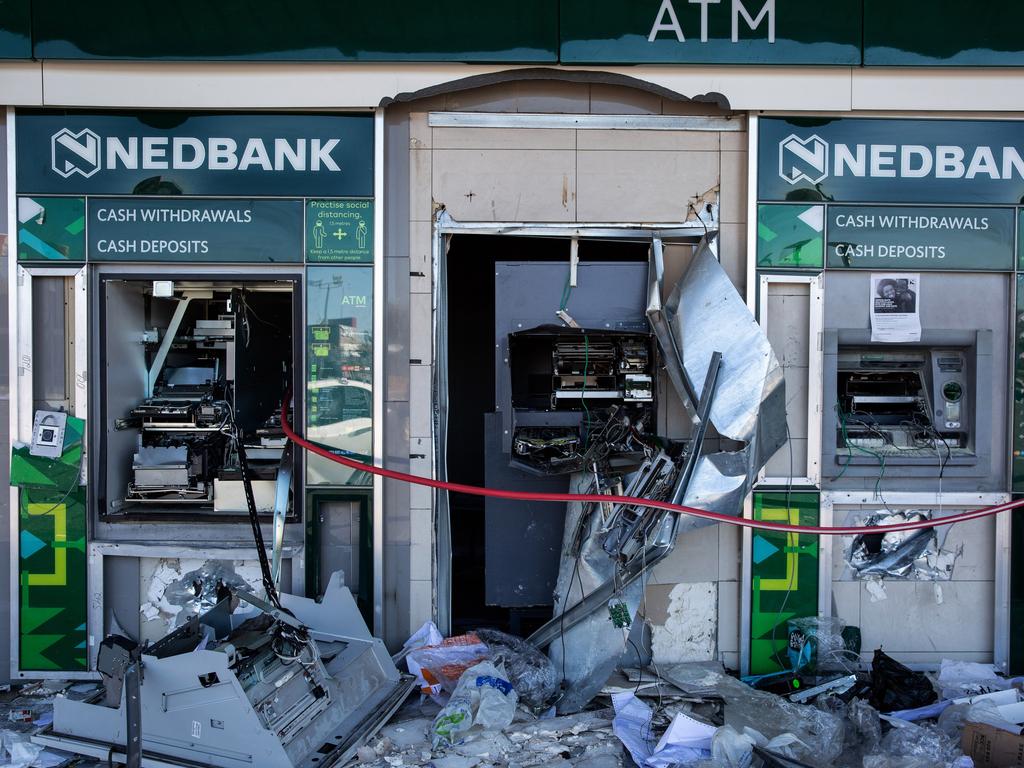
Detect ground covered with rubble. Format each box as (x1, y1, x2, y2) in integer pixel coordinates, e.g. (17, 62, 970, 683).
(2, 636, 1021, 767)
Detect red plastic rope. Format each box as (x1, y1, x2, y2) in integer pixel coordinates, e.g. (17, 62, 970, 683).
(281, 402, 1023, 536)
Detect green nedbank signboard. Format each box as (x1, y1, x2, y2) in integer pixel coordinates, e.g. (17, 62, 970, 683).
(15, 110, 374, 264)
(758, 117, 1024, 273)
(760, 117, 1024, 205)
(17, 111, 373, 196)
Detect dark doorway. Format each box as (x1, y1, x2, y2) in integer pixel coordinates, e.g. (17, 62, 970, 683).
(444, 233, 649, 636)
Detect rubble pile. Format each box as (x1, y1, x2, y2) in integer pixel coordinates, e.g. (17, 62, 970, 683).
(3, 621, 1023, 767)
(384, 622, 1024, 768)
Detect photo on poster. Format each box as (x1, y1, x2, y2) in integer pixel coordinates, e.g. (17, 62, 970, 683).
(870, 273, 921, 342)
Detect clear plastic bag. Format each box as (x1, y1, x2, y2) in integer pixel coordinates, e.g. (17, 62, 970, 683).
(787, 616, 852, 672)
(431, 660, 518, 750)
(475, 628, 559, 713)
(848, 699, 882, 752)
(878, 718, 959, 765)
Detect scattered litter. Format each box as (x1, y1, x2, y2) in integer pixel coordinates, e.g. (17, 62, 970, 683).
(404, 621, 445, 655)
(611, 692, 714, 767)
(787, 616, 854, 673)
(877, 716, 962, 766)
(939, 659, 1013, 700)
(475, 629, 559, 713)
(431, 660, 517, 749)
(408, 633, 490, 698)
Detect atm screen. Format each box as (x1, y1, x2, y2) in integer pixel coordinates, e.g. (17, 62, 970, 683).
(836, 347, 970, 456)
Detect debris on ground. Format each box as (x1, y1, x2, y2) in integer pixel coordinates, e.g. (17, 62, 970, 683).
(6, 620, 1023, 768)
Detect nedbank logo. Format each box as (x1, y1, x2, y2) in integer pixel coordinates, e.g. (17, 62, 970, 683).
(52, 128, 101, 179)
(48, 128, 343, 177)
(778, 134, 828, 185)
(777, 133, 1024, 184)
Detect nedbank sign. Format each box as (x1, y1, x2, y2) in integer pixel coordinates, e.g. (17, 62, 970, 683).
(18, 111, 373, 197)
(760, 117, 1024, 205)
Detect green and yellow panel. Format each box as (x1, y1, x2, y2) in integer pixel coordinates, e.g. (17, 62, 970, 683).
(11, 415, 88, 671)
(749, 491, 820, 676)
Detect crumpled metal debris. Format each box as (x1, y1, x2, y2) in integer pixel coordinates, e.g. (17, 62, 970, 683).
(845, 510, 959, 581)
(140, 558, 265, 634)
(649, 233, 786, 533)
(538, 232, 787, 712)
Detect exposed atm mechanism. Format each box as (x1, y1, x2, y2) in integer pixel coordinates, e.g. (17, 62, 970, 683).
(35, 574, 412, 767)
(508, 327, 657, 475)
(473, 234, 788, 711)
(99, 280, 295, 518)
(837, 346, 972, 457)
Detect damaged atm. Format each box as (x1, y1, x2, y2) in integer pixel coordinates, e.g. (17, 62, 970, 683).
(442, 222, 787, 712)
(9, 111, 411, 767)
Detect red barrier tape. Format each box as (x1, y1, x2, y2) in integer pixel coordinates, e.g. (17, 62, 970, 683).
(281, 402, 1023, 535)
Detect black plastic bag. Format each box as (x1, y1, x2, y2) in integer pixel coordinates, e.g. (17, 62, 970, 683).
(869, 648, 937, 712)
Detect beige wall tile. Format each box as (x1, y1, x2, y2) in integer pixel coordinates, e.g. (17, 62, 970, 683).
(718, 581, 740, 654)
(719, 151, 748, 224)
(831, 581, 861, 629)
(409, 292, 432, 365)
(577, 149, 719, 222)
(409, 148, 433, 221)
(433, 126, 575, 150)
(779, 365, 810, 439)
(652, 524, 720, 584)
(577, 129, 719, 152)
(410, 220, 432, 294)
(719, 522, 741, 582)
(721, 128, 749, 152)
(408, 580, 434, 628)
(409, 364, 432, 438)
(858, 581, 993, 655)
(409, 443, 432, 509)
(945, 517, 995, 582)
(764, 437, 808, 478)
(433, 148, 576, 222)
(765, 286, 812, 367)
(718, 221, 747, 295)
(410, 541, 432, 581)
(410, 112, 431, 150)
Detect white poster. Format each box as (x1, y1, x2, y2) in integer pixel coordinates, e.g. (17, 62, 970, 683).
(870, 273, 921, 343)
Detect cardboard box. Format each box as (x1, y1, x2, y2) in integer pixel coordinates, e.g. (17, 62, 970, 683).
(961, 722, 1024, 768)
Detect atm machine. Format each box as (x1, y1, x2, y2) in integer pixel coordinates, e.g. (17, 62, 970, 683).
(821, 272, 1008, 492)
(819, 270, 1011, 669)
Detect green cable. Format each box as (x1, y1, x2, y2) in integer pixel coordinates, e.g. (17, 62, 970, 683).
(836, 406, 888, 498)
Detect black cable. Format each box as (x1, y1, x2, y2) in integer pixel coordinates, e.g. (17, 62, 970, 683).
(235, 436, 280, 609)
